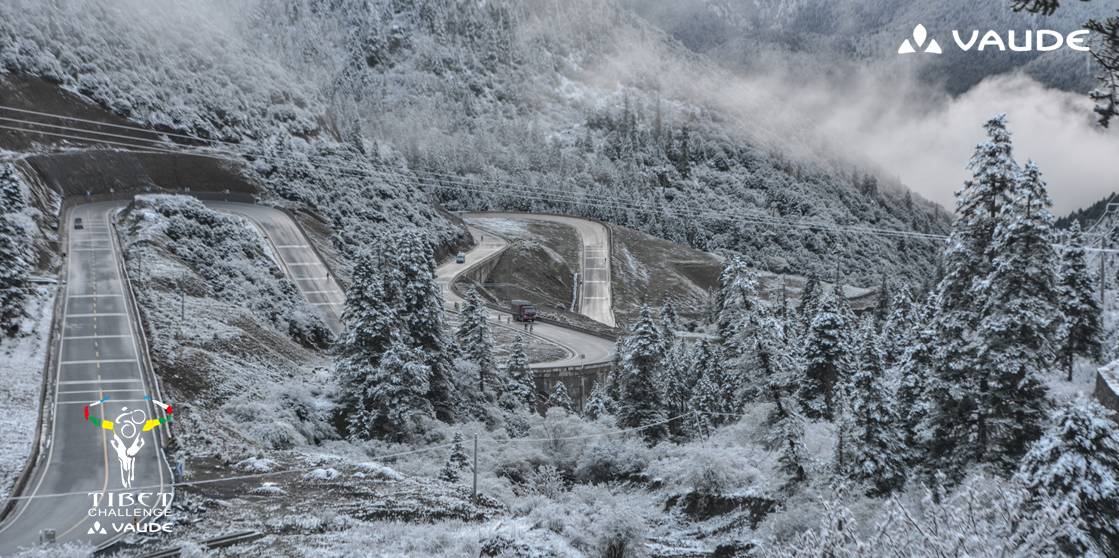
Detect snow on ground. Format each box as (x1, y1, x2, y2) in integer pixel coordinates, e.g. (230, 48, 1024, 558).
(0, 285, 54, 500)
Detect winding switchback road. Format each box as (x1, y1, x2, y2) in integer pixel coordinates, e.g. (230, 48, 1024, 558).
(434, 218, 615, 370)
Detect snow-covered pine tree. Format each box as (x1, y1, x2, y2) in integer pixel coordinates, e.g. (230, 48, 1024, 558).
(0, 164, 22, 209)
(895, 305, 936, 463)
(797, 272, 822, 331)
(1016, 398, 1119, 556)
(583, 380, 616, 420)
(439, 432, 472, 482)
(546, 381, 575, 413)
(457, 287, 496, 394)
(975, 160, 1059, 470)
(501, 339, 536, 413)
(1056, 221, 1103, 381)
(768, 396, 808, 487)
(617, 305, 669, 442)
(354, 342, 434, 441)
(716, 255, 760, 344)
(659, 299, 679, 338)
(686, 338, 737, 437)
(732, 306, 799, 405)
(658, 340, 695, 433)
(0, 165, 30, 336)
(799, 292, 850, 420)
(845, 321, 906, 495)
(449, 431, 471, 469)
(379, 230, 457, 422)
(926, 115, 1021, 480)
(878, 289, 914, 370)
(686, 372, 719, 439)
(874, 273, 892, 325)
(335, 253, 400, 437)
(438, 456, 460, 483)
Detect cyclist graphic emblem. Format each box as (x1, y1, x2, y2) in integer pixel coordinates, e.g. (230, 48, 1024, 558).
(83, 395, 173, 489)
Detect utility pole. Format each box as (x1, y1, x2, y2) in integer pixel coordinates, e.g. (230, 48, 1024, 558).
(179, 283, 185, 338)
(471, 433, 478, 501)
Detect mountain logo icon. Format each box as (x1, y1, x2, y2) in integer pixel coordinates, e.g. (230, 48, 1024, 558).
(87, 521, 108, 535)
(898, 24, 942, 54)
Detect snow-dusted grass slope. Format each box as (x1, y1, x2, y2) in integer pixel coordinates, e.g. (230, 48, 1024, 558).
(0, 286, 54, 501)
(119, 195, 336, 458)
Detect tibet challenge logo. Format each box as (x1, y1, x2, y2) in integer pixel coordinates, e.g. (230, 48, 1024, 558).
(83, 395, 173, 489)
(83, 395, 175, 536)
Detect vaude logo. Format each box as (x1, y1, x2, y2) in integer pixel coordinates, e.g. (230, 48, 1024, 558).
(898, 24, 1090, 54)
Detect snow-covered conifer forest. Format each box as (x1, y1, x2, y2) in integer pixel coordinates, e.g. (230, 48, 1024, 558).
(0, 1, 1118, 557)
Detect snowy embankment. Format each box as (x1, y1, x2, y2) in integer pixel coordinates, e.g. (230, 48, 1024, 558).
(0, 285, 54, 501)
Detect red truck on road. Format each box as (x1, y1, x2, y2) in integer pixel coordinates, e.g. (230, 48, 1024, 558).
(511, 300, 537, 322)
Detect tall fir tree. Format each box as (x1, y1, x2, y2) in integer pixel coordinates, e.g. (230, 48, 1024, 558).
(0, 165, 29, 336)
(1016, 399, 1119, 556)
(686, 339, 738, 438)
(457, 287, 497, 394)
(617, 305, 669, 442)
(716, 256, 760, 345)
(798, 272, 822, 332)
(926, 115, 1022, 480)
(974, 160, 1058, 470)
(844, 321, 906, 495)
(894, 308, 936, 462)
(502, 339, 535, 413)
(354, 342, 434, 441)
(658, 340, 696, 434)
(659, 299, 679, 338)
(379, 231, 458, 421)
(335, 253, 400, 437)
(767, 396, 808, 488)
(874, 273, 892, 325)
(878, 290, 915, 370)
(799, 292, 851, 420)
(1055, 221, 1103, 381)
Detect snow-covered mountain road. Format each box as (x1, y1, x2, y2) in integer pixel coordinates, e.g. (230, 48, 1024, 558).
(204, 202, 344, 334)
(465, 213, 616, 328)
(0, 202, 172, 555)
(434, 222, 616, 370)
(0, 198, 342, 555)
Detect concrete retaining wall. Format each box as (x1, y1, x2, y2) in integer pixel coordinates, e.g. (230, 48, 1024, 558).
(1096, 361, 1119, 415)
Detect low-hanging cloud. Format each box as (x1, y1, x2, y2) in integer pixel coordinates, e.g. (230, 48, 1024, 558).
(817, 72, 1119, 215)
(581, 25, 1119, 215)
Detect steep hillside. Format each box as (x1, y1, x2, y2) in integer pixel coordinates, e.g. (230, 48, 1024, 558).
(0, 0, 949, 285)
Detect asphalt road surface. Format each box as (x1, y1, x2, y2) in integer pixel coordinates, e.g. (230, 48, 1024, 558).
(205, 202, 344, 334)
(0, 202, 171, 556)
(435, 222, 615, 369)
(0, 199, 340, 556)
(464, 213, 615, 327)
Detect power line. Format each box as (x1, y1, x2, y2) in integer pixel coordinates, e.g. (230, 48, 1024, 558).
(5, 109, 1117, 253)
(0, 109, 950, 242)
(1, 411, 698, 503)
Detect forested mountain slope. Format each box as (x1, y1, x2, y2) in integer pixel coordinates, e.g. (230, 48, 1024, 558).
(0, 0, 950, 284)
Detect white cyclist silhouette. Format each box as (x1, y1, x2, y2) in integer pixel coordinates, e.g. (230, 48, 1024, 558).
(84, 396, 174, 489)
(109, 407, 147, 489)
